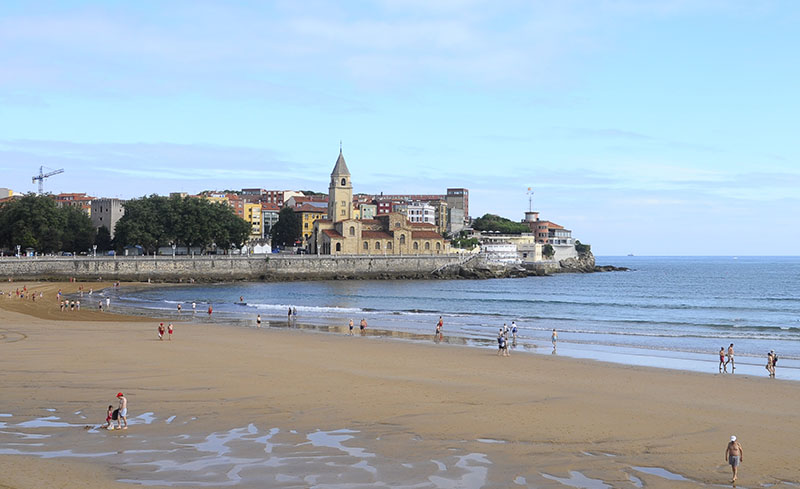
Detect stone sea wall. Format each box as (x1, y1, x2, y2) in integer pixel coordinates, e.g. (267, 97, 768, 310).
(0, 254, 469, 282)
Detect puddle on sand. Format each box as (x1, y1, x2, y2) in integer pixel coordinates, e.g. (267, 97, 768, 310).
(632, 466, 690, 482)
(627, 473, 643, 488)
(476, 438, 506, 444)
(0, 419, 494, 489)
(540, 470, 611, 489)
(514, 475, 527, 485)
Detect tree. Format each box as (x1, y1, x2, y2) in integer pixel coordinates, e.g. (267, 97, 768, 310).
(0, 194, 95, 253)
(95, 226, 112, 251)
(114, 195, 250, 254)
(575, 240, 591, 254)
(543, 244, 555, 258)
(471, 213, 530, 234)
(61, 205, 96, 252)
(270, 207, 301, 248)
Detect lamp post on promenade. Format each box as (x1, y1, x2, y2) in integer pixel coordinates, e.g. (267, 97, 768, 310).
(16, 244, 21, 258)
(92, 244, 97, 258)
(171, 242, 176, 258)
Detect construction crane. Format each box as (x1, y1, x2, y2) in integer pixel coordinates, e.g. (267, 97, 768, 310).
(32, 166, 64, 195)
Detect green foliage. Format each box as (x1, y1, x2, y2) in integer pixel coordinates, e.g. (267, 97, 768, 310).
(575, 240, 591, 254)
(298, 190, 324, 196)
(0, 194, 95, 253)
(270, 207, 302, 248)
(114, 195, 250, 254)
(542, 244, 555, 258)
(95, 226, 112, 251)
(452, 237, 479, 249)
(472, 213, 530, 234)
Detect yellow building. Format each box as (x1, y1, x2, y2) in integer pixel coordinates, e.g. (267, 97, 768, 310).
(298, 204, 326, 247)
(243, 202, 262, 239)
(312, 150, 450, 255)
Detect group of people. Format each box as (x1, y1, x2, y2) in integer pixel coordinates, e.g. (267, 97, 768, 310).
(104, 392, 127, 431)
(157, 322, 174, 340)
(496, 321, 519, 356)
(346, 318, 368, 335)
(718, 343, 779, 377)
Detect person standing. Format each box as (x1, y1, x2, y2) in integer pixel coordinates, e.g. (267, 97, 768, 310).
(256, 314, 262, 328)
(116, 393, 128, 430)
(436, 316, 443, 341)
(207, 305, 213, 316)
(552, 329, 558, 349)
(511, 321, 518, 342)
(725, 435, 743, 483)
(167, 323, 173, 340)
(719, 347, 726, 373)
(359, 318, 367, 335)
(158, 323, 165, 340)
(192, 302, 196, 312)
(766, 350, 776, 377)
(726, 344, 735, 371)
(177, 303, 182, 313)
(348, 319, 354, 335)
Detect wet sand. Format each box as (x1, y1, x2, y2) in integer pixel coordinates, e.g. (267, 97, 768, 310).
(1, 282, 799, 488)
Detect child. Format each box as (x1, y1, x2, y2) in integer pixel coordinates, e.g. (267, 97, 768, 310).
(168, 323, 173, 340)
(105, 405, 114, 430)
(158, 323, 165, 340)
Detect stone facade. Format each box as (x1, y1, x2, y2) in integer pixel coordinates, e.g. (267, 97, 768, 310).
(90, 198, 125, 238)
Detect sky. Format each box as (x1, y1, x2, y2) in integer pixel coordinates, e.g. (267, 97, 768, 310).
(1, 1, 798, 255)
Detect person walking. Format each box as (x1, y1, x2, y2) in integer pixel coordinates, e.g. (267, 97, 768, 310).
(719, 347, 726, 373)
(724, 435, 743, 483)
(167, 323, 173, 340)
(725, 343, 735, 371)
(551, 329, 558, 349)
(256, 314, 262, 328)
(348, 319, 354, 335)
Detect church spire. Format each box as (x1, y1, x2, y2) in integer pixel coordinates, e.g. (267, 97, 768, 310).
(331, 145, 350, 176)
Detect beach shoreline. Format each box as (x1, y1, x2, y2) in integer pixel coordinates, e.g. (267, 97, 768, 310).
(2, 282, 799, 488)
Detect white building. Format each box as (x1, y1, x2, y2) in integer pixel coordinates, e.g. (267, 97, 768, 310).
(406, 201, 436, 225)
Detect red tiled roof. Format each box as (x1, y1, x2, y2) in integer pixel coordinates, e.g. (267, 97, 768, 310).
(412, 231, 443, 239)
(359, 219, 381, 224)
(322, 229, 342, 238)
(362, 231, 393, 240)
(261, 203, 281, 211)
(296, 204, 327, 213)
(412, 222, 436, 228)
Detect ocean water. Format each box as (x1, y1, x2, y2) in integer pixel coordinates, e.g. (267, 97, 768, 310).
(104, 256, 800, 376)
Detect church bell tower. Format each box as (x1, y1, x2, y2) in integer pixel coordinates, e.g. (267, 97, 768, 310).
(328, 148, 353, 223)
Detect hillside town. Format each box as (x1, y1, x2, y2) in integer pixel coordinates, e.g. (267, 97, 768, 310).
(0, 150, 586, 265)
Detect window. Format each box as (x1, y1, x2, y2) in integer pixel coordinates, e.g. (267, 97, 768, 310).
(336, 243, 341, 252)
(399, 234, 406, 245)
(304, 223, 308, 229)
(341, 178, 347, 185)
(424, 242, 430, 250)
(387, 242, 393, 250)
(363, 241, 369, 250)
(349, 226, 355, 236)
(375, 242, 381, 250)
(436, 242, 441, 251)
(413, 242, 419, 250)
(341, 201, 346, 207)
(341, 209, 345, 216)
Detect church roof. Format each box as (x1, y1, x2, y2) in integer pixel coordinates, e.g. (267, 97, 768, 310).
(362, 231, 393, 240)
(322, 229, 343, 238)
(331, 149, 350, 176)
(412, 231, 444, 240)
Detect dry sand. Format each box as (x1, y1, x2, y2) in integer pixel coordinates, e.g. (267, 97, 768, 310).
(1, 282, 799, 488)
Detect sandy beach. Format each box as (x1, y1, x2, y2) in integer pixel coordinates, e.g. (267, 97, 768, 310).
(1, 282, 799, 488)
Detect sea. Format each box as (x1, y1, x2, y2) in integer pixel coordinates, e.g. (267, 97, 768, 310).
(101, 256, 800, 380)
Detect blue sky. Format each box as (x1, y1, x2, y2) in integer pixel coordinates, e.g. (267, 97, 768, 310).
(1, 1, 798, 255)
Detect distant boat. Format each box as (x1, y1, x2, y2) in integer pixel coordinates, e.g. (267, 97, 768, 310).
(627, 253, 634, 256)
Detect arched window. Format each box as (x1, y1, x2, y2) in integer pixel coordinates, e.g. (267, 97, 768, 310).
(375, 242, 381, 250)
(399, 234, 406, 245)
(387, 241, 393, 250)
(363, 241, 369, 250)
(436, 242, 441, 250)
(341, 178, 347, 185)
(424, 242, 430, 250)
(349, 226, 355, 236)
(335, 243, 341, 252)
(413, 242, 419, 250)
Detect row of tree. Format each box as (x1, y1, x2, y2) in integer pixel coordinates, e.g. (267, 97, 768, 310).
(471, 213, 531, 234)
(0, 194, 252, 255)
(0, 194, 96, 253)
(114, 195, 251, 254)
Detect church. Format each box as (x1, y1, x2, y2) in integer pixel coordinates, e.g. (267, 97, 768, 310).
(311, 150, 450, 255)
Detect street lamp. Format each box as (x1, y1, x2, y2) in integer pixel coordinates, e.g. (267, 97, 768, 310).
(171, 242, 176, 258)
(92, 244, 97, 257)
(16, 244, 21, 258)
